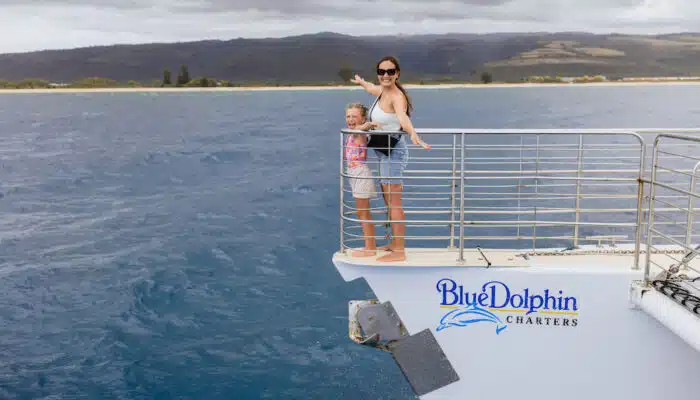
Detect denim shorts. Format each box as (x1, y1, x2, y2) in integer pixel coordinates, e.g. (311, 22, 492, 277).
(374, 136, 409, 185)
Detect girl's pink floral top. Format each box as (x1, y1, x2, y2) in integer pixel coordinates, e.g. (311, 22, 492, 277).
(345, 136, 367, 168)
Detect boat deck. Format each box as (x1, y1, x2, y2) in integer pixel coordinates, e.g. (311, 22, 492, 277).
(334, 244, 700, 278)
(334, 247, 529, 268)
(340, 245, 684, 268)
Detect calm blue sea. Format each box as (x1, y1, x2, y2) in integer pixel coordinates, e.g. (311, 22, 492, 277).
(1, 85, 700, 400)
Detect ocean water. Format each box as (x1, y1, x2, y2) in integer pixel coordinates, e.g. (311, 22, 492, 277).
(0, 85, 700, 400)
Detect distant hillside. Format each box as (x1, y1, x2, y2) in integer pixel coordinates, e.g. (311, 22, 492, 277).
(1, 32, 700, 85)
(484, 33, 700, 80)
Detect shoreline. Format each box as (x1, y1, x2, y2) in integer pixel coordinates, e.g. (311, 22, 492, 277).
(2, 80, 700, 93)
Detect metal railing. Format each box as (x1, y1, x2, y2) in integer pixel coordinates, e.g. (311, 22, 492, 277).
(643, 134, 700, 305)
(340, 129, 655, 264)
(339, 129, 700, 268)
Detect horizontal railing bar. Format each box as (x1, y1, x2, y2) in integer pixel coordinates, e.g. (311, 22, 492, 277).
(643, 179, 700, 200)
(434, 208, 640, 214)
(657, 132, 700, 143)
(342, 215, 636, 227)
(343, 218, 689, 228)
(343, 212, 700, 225)
(456, 147, 641, 151)
(459, 196, 626, 201)
(651, 198, 700, 218)
(406, 159, 641, 165)
(342, 234, 599, 241)
(403, 161, 641, 167)
(344, 220, 696, 227)
(403, 169, 641, 175)
(656, 149, 700, 162)
(342, 203, 685, 210)
(343, 224, 699, 237)
(652, 164, 699, 179)
(343, 129, 640, 136)
(403, 197, 453, 201)
(650, 229, 695, 251)
(647, 220, 700, 228)
(460, 193, 637, 198)
(342, 234, 452, 240)
(396, 192, 460, 197)
(381, 195, 683, 200)
(344, 127, 700, 135)
(409, 156, 642, 161)
(402, 184, 455, 188)
(461, 183, 638, 188)
(346, 144, 643, 150)
(340, 189, 674, 196)
(457, 236, 576, 240)
(342, 174, 638, 181)
(651, 210, 686, 224)
(647, 233, 694, 268)
(379, 170, 691, 177)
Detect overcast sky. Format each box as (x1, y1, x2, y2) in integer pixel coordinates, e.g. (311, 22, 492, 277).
(1, 0, 697, 53)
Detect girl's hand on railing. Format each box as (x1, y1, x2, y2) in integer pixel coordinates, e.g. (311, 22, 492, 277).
(356, 122, 381, 131)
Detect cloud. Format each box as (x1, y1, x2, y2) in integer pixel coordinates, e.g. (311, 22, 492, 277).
(0, 0, 698, 53)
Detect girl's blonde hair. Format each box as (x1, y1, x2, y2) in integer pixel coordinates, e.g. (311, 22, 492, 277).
(346, 102, 368, 117)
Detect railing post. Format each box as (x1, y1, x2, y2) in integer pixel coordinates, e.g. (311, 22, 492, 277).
(532, 206, 537, 251)
(633, 134, 646, 270)
(533, 135, 540, 251)
(458, 133, 466, 263)
(517, 136, 523, 239)
(644, 136, 662, 284)
(685, 161, 700, 251)
(573, 134, 584, 248)
(339, 130, 345, 254)
(449, 134, 458, 249)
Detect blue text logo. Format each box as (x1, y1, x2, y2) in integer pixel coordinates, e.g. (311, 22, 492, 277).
(435, 278, 580, 334)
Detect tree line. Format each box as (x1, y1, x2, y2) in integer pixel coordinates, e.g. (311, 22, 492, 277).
(0, 64, 496, 89)
(0, 64, 647, 89)
(159, 65, 236, 87)
(0, 65, 238, 89)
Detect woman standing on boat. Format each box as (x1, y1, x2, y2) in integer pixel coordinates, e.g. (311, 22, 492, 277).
(350, 55, 430, 262)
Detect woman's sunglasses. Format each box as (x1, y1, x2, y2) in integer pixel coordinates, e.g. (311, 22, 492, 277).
(377, 68, 397, 76)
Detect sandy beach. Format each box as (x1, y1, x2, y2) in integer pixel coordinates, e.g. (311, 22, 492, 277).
(1, 80, 700, 93)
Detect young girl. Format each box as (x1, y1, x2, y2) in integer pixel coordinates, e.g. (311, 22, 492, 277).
(345, 103, 380, 257)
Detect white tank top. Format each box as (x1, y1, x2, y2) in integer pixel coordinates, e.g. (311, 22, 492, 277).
(369, 93, 402, 134)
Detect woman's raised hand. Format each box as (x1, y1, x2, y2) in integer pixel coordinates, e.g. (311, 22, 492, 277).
(350, 74, 364, 85)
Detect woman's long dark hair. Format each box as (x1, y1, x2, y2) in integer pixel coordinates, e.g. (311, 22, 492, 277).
(376, 55, 413, 116)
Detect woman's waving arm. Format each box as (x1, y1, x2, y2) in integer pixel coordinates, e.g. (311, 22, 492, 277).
(350, 74, 382, 97)
(392, 94, 430, 150)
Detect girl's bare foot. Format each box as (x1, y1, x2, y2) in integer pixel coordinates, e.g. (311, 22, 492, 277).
(377, 250, 406, 262)
(351, 249, 377, 257)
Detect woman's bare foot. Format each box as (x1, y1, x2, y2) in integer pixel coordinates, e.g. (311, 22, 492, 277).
(377, 250, 406, 262)
(351, 249, 377, 257)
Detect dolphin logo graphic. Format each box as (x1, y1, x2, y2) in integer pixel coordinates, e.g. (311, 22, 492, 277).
(436, 304, 507, 334)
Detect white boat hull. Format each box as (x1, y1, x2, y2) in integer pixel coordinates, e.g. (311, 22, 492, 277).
(333, 249, 700, 399)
